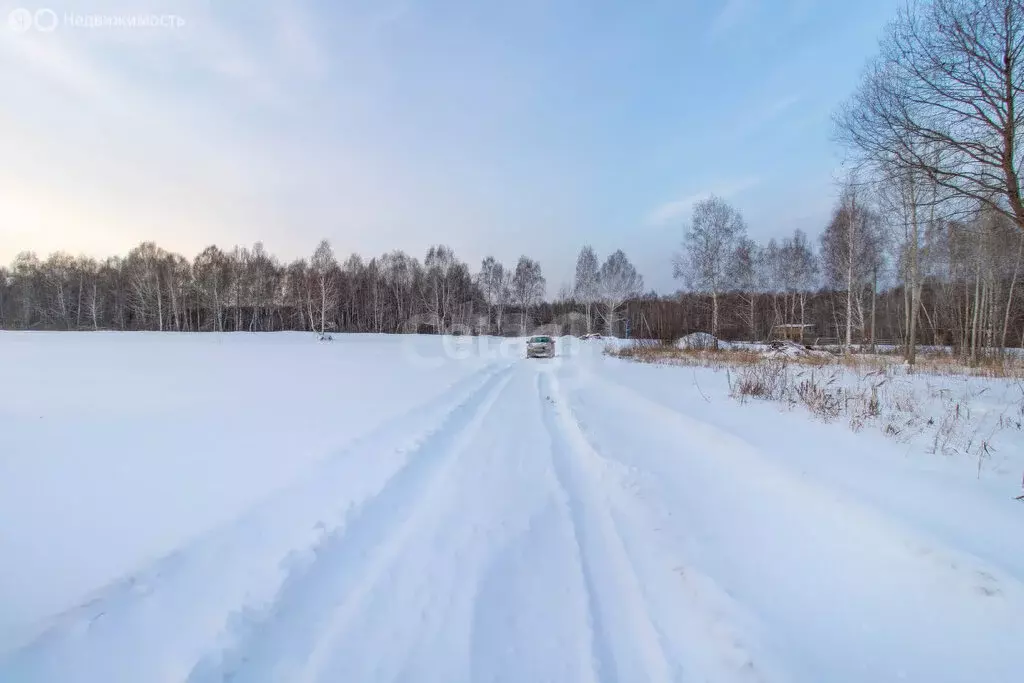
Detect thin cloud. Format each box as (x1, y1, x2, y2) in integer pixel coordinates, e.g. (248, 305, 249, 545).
(709, 0, 757, 39)
(271, 4, 329, 79)
(761, 94, 801, 121)
(727, 93, 802, 140)
(647, 176, 761, 226)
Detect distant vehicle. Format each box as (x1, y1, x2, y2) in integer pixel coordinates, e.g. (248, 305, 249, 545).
(581, 333, 602, 340)
(526, 335, 556, 358)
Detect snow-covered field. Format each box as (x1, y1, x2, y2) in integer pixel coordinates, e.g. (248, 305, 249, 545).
(1, 332, 1022, 682)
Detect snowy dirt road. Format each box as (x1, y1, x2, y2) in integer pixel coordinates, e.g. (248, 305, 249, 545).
(1, 334, 1022, 682)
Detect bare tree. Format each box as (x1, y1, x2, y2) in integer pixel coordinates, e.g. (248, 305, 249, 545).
(381, 250, 416, 332)
(421, 245, 459, 332)
(194, 246, 230, 332)
(512, 256, 545, 334)
(730, 237, 761, 340)
(674, 196, 746, 339)
(164, 253, 191, 332)
(478, 256, 506, 334)
(876, 163, 940, 362)
(310, 239, 338, 336)
(11, 252, 40, 328)
(820, 183, 885, 351)
(247, 242, 279, 332)
(495, 269, 512, 334)
(42, 252, 75, 329)
(574, 245, 599, 333)
(596, 250, 643, 336)
(836, 0, 1024, 234)
(126, 242, 167, 331)
(555, 283, 573, 303)
(782, 230, 821, 341)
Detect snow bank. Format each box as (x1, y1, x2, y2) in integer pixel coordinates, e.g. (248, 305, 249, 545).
(763, 339, 833, 359)
(676, 332, 730, 350)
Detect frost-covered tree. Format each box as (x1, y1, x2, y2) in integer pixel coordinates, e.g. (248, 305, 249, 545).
(479, 256, 508, 334)
(422, 245, 457, 331)
(674, 196, 747, 339)
(194, 245, 230, 331)
(596, 250, 643, 336)
(126, 242, 167, 332)
(380, 250, 416, 332)
(820, 184, 885, 352)
(729, 237, 761, 339)
(310, 239, 338, 336)
(512, 256, 545, 334)
(574, 245, 599, 333)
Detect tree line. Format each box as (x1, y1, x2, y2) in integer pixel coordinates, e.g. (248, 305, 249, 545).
(0, 240, 643, 338)
(6, 215, 1021, 364)
(657, 191, 1024, 362)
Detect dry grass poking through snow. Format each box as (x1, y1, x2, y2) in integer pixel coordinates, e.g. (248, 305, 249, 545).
(612, 341, 1024, 378)
(609, 341, 1024, 475)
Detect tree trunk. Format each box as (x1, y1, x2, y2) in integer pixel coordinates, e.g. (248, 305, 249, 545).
(156, 271, 164, 332)
(971, 257, 981, 365)
(750, 294, 757, 341)
(320, 279, 327, 335)
(870, 267, 877, 352)
(845, 281, 853, 353)
(1001, 236, 1023, 351)
(908, 284, 921, 366)
(76, 274, 83, 329)
(711, 290, 719, 340)
(91, 283, 99, 330)
(845, 200, 855, 352)
(169, 280, 180, 331)
(959, 283, 966, 353)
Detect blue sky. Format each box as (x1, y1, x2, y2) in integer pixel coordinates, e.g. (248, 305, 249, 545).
(0, 0, 901, 292)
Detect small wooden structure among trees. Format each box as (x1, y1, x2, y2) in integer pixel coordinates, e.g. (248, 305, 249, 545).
(771, 324, 816, 343)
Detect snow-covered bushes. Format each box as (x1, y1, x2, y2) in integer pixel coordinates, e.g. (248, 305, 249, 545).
(732, 359, 788, 398)
(764, 339, 834, 360)
(676, 332, 727, 350)
(729, 359, 1024, 467)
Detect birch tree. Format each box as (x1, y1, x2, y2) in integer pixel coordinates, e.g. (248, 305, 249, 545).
(730, 237, 761, 340)
(596, 250, 643, 336)
(674, 196, 746, 339)
(820, 184, 885, 352)
(512, 256, 545, 334)
(574, 246, 599, 333)
(479, 256, 506, 334)
(194, 246, 229, 331)
(310, 239, 338, 336)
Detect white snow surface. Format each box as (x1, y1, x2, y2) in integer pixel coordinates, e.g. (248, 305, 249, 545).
(1, 332, 1022, 683)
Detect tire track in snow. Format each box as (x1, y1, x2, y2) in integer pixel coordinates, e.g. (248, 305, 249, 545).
(0, 361, 513, 683)
(187, 364, 516, 683)
(537, 369, 673, 683)
(587, 370, 1024, 598)
(541, 369, 786, 683)
(567, 369, 1024, 682)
